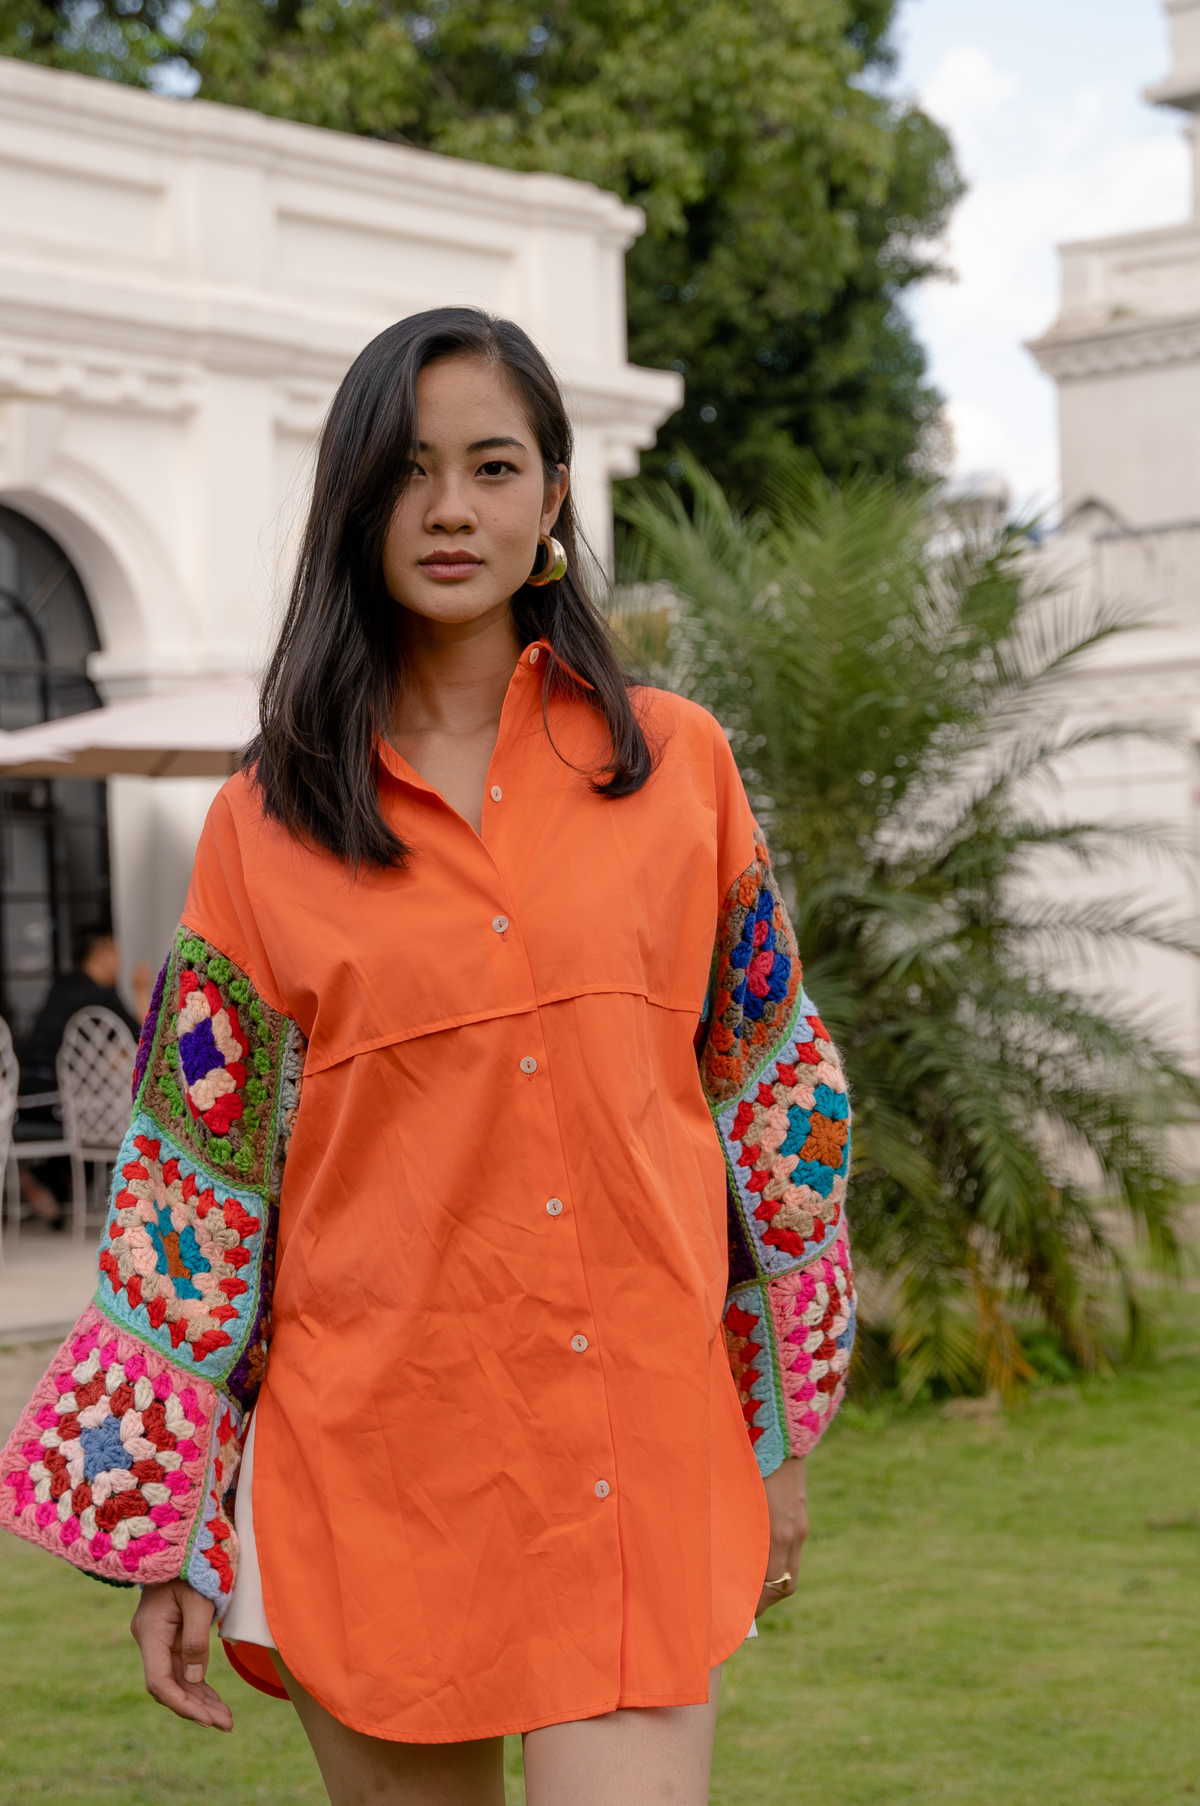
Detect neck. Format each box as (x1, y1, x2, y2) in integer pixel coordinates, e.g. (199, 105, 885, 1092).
(391, 601, 524, 738)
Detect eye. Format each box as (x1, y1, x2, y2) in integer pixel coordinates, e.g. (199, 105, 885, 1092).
(478, 459, 517, 478)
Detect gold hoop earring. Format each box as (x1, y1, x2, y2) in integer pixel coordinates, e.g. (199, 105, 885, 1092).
(526, 534, 567, 586)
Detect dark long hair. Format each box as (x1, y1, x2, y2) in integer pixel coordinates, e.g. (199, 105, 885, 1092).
(244, 307, 654, 868)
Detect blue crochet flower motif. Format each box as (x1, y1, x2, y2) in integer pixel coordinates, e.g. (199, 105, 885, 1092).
(81, 1415, 131, 1481)
(728, 889, 792, 1021)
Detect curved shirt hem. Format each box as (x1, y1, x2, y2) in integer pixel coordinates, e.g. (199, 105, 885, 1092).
(262, 1648, 630, 1743)
(261, 1671, 727, 1744)
(265, 1622, 758, 1745)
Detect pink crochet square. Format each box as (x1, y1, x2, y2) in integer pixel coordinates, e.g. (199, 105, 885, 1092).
(0, 1303, 216, 1586)
(766, 1232, 855, 1456)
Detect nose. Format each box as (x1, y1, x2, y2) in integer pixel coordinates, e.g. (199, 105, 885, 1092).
(423, 472, 477, 536)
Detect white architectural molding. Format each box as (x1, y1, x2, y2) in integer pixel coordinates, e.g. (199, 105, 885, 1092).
(0, 342, 199, 415)
(1026, 32, 1200, 530)
(1029, 313, 1200, 380)
(1145, 0, 1200, 110)
(1024, 2, 1200, 1066)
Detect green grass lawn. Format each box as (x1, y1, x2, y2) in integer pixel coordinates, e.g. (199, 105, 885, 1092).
(2, 1293, 1199, 1806)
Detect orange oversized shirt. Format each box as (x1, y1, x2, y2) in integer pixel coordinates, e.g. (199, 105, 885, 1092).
(190, 653, 769, 1738)
(0, 643, 855, 1745)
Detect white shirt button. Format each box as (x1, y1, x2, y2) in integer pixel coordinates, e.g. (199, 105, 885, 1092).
(529, 647, 540, 664)
(545, 1197, 563, 1216)
(520, 1056, 538, 1075)
(492, 915, 509, 933)
(571, 1334, 589, 1353)
(490, 785, 503, 802)
(594, 1480, 610, 1499)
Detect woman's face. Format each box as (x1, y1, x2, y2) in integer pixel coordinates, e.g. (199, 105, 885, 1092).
(382, 354, 568, 631)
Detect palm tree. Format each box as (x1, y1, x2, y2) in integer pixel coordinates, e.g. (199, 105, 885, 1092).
(617, 455, 1200, 1396)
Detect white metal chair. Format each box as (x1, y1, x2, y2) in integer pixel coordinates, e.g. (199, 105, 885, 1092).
(6, 1074, 70, 1247)
(56, 1006, 137, 1244)
(6, 1098, 70, 1240)
(0, 1019, 19, 1268)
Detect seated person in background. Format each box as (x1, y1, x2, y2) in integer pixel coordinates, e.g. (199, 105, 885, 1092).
(15, 928, 150, 1227)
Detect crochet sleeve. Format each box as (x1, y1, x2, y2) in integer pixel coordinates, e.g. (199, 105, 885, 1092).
(0, 924, 305, 1614)
(700, 835, 856, 1479)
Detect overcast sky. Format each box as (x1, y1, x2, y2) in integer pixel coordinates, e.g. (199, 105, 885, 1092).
(893, 0, 1190, 513)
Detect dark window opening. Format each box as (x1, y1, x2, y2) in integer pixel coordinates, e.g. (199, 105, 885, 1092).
(0, 506, 109, 1040)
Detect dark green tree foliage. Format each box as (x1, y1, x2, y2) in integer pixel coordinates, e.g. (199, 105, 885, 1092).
(1, 0, 961, 492)
(619, 457, 1200, 1396)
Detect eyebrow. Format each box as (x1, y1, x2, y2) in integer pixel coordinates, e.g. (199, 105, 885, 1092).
(416, 437, 529, 454)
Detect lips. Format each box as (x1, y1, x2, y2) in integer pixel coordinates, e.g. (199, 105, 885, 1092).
(419, 552, 482, 581)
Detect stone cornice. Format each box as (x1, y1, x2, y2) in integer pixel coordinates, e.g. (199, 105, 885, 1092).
(0, 276, 370, 383)
(0, 311, 681, 430)
(273, 362, 682, 437)
(0, 57, 645, 249)
(1027, 311, 1200, 380)
(0, 339, 199, 415)
(1145, 72, 1200, 112)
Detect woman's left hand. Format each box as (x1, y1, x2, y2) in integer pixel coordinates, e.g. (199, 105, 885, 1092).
(757, 1455, 807, 1616)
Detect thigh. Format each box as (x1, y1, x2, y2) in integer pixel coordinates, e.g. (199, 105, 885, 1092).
(522, 1667, 722, 1806)
(270, 1653, 506, 1806)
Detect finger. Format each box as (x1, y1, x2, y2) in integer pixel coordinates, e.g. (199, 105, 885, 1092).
(177, 1589, 233, 1731)
(152, 1672, 226, 1728)
(141, 1622, 223, 1727)
(134, 1586, 230, 1730)
(756, 1534, 802, 1615)
(168, 1660, 234, 1734)
(180, 1585, 215, 1686)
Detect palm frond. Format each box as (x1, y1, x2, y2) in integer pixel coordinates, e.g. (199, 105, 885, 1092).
(619, 457, 1199, 1393)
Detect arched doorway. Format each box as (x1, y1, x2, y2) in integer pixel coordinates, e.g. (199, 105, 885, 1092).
(0, 505, 111, 1038)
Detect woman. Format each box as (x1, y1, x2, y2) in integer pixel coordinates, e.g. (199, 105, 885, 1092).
(0, 309, 855, 1805)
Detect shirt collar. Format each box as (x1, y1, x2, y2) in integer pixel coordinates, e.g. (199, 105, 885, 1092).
(523, 639, 594, 691)
(375, 640, 592, 791)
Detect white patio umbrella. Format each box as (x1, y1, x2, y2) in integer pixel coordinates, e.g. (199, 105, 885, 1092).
(0, 676, 259, 779)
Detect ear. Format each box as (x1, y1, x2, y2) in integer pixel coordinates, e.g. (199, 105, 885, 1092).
(541, 464, 570, 536)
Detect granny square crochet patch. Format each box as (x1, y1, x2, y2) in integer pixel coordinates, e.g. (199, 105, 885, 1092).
(184, 1405, 243, 1610)
(96, 1115, 270, 1399)
(702, 841, 802, 1107)
(724, 1236, 856, 1466)
(0, 1305, 225, 1589)
(140, 928, 292, 1191)
(716, 991, 849, 1278)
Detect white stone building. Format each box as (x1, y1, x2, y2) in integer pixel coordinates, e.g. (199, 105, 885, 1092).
(0, 57, 680, 1030)
(1027, 0, 1200, 1060)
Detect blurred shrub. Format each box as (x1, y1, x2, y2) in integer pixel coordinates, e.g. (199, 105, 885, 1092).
(618, 454, 1200, 1395)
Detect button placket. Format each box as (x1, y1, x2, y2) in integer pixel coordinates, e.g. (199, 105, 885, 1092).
(504, 978, 612, 1520)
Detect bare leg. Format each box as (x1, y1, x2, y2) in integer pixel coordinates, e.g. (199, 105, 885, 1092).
(523, 1668, 722, 1806)
(271, 1653, 506, 1806)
